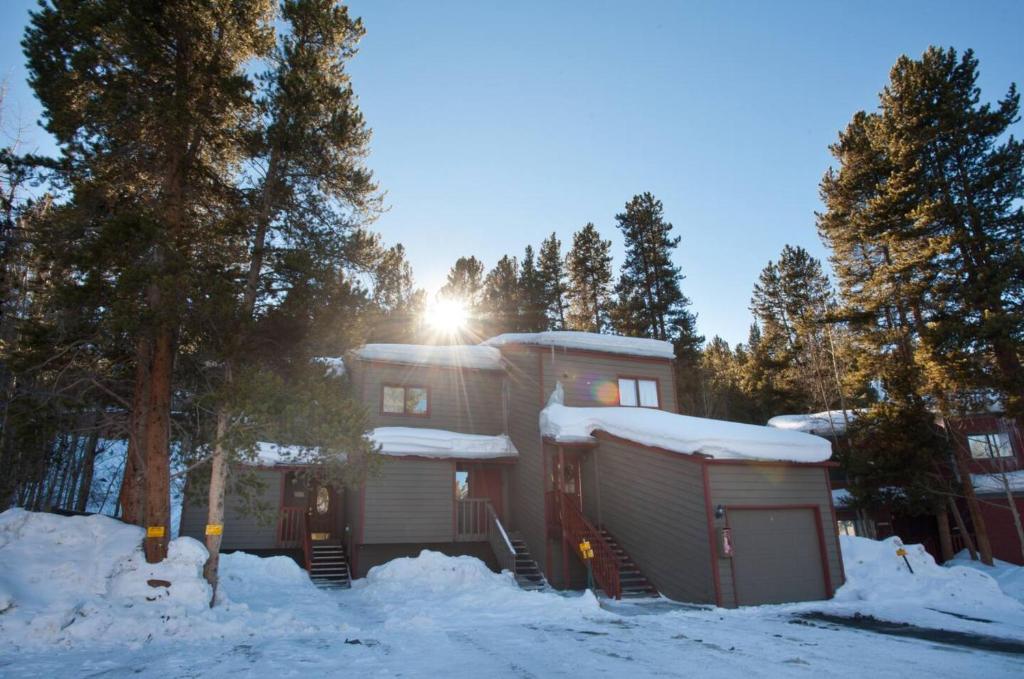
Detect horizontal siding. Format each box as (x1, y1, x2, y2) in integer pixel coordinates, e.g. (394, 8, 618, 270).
(709, 464, 843, 607)
(362, 458, 455, 543)
(180, 469, 282, 550)
(354, 360, 505, 434)
(539, 348, 678, 413)
(583, 440, 714, 603)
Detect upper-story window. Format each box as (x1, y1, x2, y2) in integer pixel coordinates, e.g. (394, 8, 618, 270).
(382, 385, 429, 416)
(968, 431, 1013, 459)
(617, 378, 659, 408)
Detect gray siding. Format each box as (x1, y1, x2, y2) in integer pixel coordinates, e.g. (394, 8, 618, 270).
(362, 458, 455, 543)
(353, 360, 505, 434)
(708, 464, 843, 607)
(538, 349, 678, 413)
(179, 468, 282, 550)
(582, 438, 715, 603)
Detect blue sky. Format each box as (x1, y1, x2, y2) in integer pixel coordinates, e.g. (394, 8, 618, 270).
(2, 1, 1022, 345)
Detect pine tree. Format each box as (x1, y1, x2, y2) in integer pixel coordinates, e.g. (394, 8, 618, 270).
(565, 223, 613, 332)
(481, 255, 520, 336)
(537, 232, 568, 329)
(610, 193, 696, 343)
(518, 245, 547, 332)
(440, 256, 485, 310)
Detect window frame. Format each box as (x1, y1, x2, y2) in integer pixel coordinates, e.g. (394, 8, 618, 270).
(380, 383, 431, 417)
(967, 431, 1014, 459)
(616, 376, 661, 409)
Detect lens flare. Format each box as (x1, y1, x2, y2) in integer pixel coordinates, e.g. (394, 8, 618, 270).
(425, 298, 469, 334)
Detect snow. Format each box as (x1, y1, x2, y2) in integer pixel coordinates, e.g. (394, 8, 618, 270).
(832, 487, 852, 506)
(972, 469, 1024, 494)
(540, 385, 832, 462)
(314, 356, 346, 376)
(3, 511, 1024, 677)
(353, 343, 503, 370)
(371, 427, 518, 459)
(482, 330, 675, 359)
(252, 441, 325, 466)
(766, 410, 859, 436)
(947, 550, 1024, 605)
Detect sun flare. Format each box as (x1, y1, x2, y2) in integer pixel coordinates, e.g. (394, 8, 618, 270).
(425, 298, 469, 334)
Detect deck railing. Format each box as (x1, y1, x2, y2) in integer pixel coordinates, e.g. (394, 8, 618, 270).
(301, 510, 313, 571)
(486, 503, 517, 574)
(557, 490, 621, 599)
(278, 506, 304, 548)
(455, 497, 489, 541)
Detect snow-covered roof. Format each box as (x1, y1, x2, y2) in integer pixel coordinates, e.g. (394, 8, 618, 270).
(832, 488, 852, 507)
(314, 356, 346, 377)
(253, 442, 326, 466)
(972, 470, 1024, 495)
(540, 385, 831, 463)
(767, 410, 860, 437)
(353, 344, 504, 371)
(482, 331, 675, 360)
(371, 427, 518, 460)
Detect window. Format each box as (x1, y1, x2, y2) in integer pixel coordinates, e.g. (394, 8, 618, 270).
(617, 378, 659, 408)
(968, 431, 1013, 459)
(382, 385, 429, 416)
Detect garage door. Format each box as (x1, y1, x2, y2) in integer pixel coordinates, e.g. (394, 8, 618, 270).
(728, 507, 826, 606)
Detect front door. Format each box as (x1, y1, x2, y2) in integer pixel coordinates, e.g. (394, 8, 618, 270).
(307, 482, 340, 541)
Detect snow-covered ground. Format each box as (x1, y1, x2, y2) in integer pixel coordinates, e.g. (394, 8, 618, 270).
(1, 510, 1023, 677)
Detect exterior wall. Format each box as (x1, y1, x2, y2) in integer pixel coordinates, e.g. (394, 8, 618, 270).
(708, 463, 843, 608)
(581, 437, 715, 603)
(974, 492, 1024, 565)
(538, 348, 678, 413)
(352, 359, 505, 435)
(361, 458, 455, 544)
(180, 468, 283, 550)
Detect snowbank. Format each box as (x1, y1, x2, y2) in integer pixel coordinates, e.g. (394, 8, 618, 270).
(482, 330, 675, 359)
(972, 469, 1024, 494)
(822, 535, 1024, 633)
(947, 550, 1024, 605)
(372, 427, 518, 459)
(353, 343, 503, 370)
(766, 410, 859, 437)
(540, 386, 832, 462)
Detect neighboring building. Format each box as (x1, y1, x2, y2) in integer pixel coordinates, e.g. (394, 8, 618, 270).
(768, 409, 1024, 565)
(182, 331, 844, 605)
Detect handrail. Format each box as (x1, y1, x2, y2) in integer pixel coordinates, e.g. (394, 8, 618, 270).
(301, 509, 313, 572)
(558, 490, 621, 599)
(486, 503, 517, 575)
(455, 497, 489, 541)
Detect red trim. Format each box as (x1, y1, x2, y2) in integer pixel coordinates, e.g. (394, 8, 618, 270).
(701, 461, 723, 607)
(723, 504, 833, 601)
(705, 458, 839, 468)
(379, 383, 431, 418)
(539, 350, 551, 582)
(451, 460, 458, 541)
(824, 466, 846, 587)
(615, 374, 662, 409)
(276, 471, 287, 547)
(356, 357, 504, 373)
(353, 483, 366, 577)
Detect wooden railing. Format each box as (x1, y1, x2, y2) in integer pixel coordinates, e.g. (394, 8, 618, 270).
(486, 503, 517, 574)
(455, 497, 489, 542)
(301, 510, 312, 571)
(557, 490, 621, 599)
(278, 507, 304, 548)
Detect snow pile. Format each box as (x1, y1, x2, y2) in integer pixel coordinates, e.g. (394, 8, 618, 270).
(972, 469, 1024, 494)
(372, 427, 518, 459)
(947, 550, 1024, 605)
(482, 330, 675, 359)
(353, 344, 503, 370)
(362, 550, 516, 595)
(540, 385, 832, 462)
(823, 535, 1024, 633)
(766, 410, 859, 437)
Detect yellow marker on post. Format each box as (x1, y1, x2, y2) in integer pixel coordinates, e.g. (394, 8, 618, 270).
(146, 526, 165, 538)
(205, 524, 223, 536)
(896, 547, 914, 574)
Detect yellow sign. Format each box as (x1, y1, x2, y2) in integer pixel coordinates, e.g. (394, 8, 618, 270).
(311, 532, 330, 541)
(146, 526, 165, 538)
(578, 540, 594, 560)
(896, 548, 907, 557)
(205, 524, 223, 536)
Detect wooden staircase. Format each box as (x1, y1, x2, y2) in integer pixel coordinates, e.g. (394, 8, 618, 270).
(509, 533, 548, 590)
(308, 539, 351, 590)
(597, 527, 659, 598)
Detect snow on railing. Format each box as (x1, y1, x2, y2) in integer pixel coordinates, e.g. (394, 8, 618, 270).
(486, 503, 517, 575)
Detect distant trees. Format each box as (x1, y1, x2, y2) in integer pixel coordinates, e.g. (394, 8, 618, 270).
(565, 223, 614, 332)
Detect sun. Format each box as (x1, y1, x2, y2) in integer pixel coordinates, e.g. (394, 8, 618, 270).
(425, 297, 469, 335)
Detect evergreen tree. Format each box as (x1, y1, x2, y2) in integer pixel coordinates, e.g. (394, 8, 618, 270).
(537, 232, 568, 329)
(610, 192, 696, 344)
(518, 245, 547, 332)
(565, 223, 613, 332)
(481, 255, 520, 336)
(440, 256, 485, 310)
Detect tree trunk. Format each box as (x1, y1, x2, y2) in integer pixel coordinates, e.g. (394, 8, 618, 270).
(935, 505, 954, 563)
(75, 426, 101, 513)
(202, 404, 230, 605)
(998, 473, 1024, 564)
(948, 496, 977, 561)
(120, 337, 152, 524)
(949, 427, 994, 565)
(143, 327, 174, 563)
